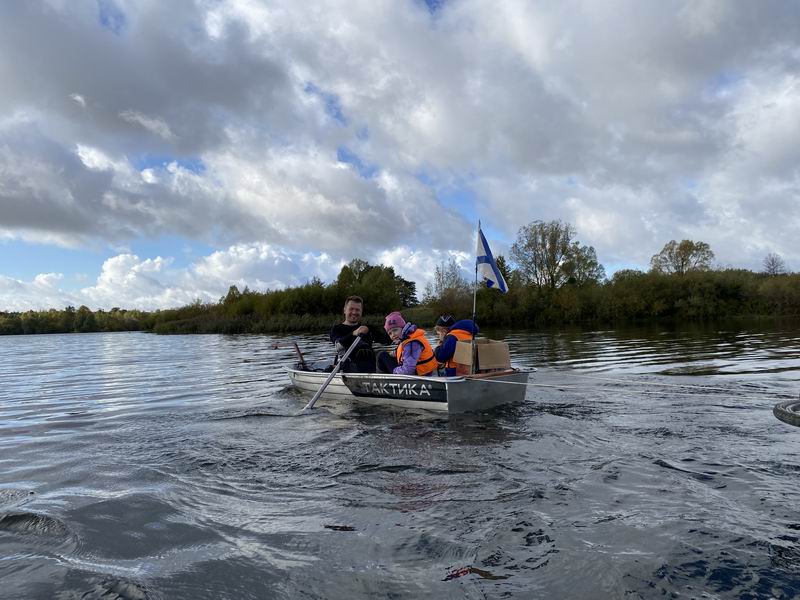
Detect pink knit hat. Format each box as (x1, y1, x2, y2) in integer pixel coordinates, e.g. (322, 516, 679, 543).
(384, 311, 406, 332)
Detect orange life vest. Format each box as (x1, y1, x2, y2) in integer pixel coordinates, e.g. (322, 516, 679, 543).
(441, 328, 474, 370)
(396, 328, 438, 376)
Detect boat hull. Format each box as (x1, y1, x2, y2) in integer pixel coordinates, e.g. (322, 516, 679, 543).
(286, 367, 529, 413)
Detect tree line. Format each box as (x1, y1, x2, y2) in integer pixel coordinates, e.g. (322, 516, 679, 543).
(430, 220, 799, 326)
(0, 306, 151, 335)
(0, 262, 419, 335)
(1, 220, 798, 336)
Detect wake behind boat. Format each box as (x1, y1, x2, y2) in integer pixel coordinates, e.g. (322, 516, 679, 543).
(286, 365, 529, 413)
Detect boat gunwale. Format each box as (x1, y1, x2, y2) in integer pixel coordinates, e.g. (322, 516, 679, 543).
(284, 365, 527, 383)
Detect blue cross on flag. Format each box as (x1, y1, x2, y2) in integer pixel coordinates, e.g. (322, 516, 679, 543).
(476, 227, 508, 293)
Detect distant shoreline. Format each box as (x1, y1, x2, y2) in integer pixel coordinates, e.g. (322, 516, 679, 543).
(2, 310, 799, 337)
(3, 269, 799, 336)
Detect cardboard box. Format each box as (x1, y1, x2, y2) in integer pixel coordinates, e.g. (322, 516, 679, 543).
(453, 338, 511, 373)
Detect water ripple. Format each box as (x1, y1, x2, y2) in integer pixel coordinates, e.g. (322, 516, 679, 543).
(0, 327, 799, 598)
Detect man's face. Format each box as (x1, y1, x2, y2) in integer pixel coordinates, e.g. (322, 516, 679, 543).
(435, 326, 448, 341)
(344, 301, 363, 325)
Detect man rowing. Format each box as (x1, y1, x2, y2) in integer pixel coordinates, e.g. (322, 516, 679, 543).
(329, 295, 388, 373)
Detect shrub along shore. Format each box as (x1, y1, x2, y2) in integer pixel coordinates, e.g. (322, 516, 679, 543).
(2, 269, 799, 336)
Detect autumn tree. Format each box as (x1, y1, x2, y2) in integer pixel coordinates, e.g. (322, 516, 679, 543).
(649, 240, 714, 275)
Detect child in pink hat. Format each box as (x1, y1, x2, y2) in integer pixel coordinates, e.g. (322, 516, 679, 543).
(383, 311, 406, 340)
(376, 311, 437, 376)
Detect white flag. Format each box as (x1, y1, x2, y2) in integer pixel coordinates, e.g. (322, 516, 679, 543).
(476, 227, 508, 293)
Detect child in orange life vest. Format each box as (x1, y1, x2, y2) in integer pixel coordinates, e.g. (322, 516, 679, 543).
(433, 314, 479, 376)
(376, 311, 438, 376)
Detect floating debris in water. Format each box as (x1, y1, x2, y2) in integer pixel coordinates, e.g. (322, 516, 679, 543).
(323, 524, 355, 531)
(444, 566, 509, 581)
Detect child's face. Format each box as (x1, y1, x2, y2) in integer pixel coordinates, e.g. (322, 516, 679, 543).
(388, 327, 402, 342)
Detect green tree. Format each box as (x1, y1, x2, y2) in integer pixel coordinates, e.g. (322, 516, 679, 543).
(60, 306, 76, 332)
(394, 276, 419, 308)
(494, 255, 512, 285)
(359, 265, 402, 313)
(222, 285, 242, 305)
(75, 305, 97, 332)
(650, 240, 714, 275)
(563, 243, 606, 285)
(0, 313, 23, 335)
(21, 311, 41, 334)
(336, 258, 372, 291)
(510, 220, 603, 290)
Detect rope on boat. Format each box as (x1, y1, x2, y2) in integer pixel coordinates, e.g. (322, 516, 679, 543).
(473, 376, 798, 402)
(541, 371, 770, 394)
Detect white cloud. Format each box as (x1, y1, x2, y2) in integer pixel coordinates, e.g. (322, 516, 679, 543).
(76, 144, 125, 172)
(0, 273, 82, 311)
(376, 245, 471, 291)
(0, 243, 343, 311)
(2, 0, 800, 308)
(33, 272, 63, 287)
(119, 110, 176, 140)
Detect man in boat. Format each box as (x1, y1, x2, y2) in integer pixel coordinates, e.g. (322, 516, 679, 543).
(329, 295, 388, 373)
(376, 311, 438, 376)
(433, 314, 479, 376)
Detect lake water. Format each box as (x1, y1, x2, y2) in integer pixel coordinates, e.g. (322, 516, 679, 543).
(1, 324, 799, 599)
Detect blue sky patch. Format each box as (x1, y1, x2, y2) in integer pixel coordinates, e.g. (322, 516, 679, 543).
(706, 70, 744, 97)
(128, 236, 214, 270)
(337, 146, 378, 178)
(305, 83, 347, 126)
(97, 0, 126, 35)
(421, 0, 446, 15)
(0, 239, 112, 293)
(0, 236, 214, 294)
(416, 171, 479, 225)
(436, 185, 479, 227)
(133, 155, 206, 174)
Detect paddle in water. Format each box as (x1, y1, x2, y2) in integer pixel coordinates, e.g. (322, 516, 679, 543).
(302, 336, 362, 411)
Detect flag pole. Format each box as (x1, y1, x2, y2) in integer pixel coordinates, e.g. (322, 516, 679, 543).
(470, 220, 480, 375)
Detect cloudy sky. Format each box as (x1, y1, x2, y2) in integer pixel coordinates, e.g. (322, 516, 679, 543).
(1, 0, 799, 310)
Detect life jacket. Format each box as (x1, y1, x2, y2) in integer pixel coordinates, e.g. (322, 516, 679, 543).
(441, 328, 474, 371)
(396, 328, 438, 376)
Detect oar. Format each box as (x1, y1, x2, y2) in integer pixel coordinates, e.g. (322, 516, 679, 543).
(293, 342, 309, 370)
(302, 336, 362, 411)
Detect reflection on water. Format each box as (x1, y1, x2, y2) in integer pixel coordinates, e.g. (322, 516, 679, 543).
(499, 321, 800, 377)
(0, 323, 799, 599)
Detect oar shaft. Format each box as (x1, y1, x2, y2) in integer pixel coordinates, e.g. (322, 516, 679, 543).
(303, 336, 362, 410)
(293, 342, 308, 370)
